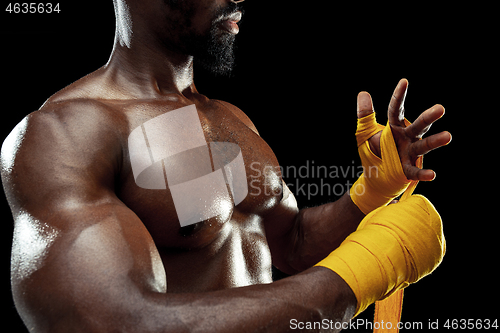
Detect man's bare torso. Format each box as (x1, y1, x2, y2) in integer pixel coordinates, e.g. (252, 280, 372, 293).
(41, 68, 285, 293)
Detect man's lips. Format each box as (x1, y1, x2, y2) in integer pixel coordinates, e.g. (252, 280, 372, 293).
(218, 11, 242, 34)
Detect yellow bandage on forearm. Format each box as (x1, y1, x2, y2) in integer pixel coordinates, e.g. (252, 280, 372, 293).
(315, 195, 445, 317)
(350, 113, 413, 215)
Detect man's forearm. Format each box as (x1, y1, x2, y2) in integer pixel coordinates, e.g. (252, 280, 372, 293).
(65, 267, 355, 333)
(287, 193, 365, 272)
(149, 267, 356, 333)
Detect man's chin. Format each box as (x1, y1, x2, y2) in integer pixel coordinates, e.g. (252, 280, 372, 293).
(194, 56, 235, 77)
(194, 30, 236, 76)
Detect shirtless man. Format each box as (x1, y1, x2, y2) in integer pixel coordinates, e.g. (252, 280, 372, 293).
(2, 0, 452, 332)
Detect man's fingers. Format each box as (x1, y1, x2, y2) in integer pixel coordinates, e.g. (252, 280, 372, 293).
(401, 150, 436, 181)
(357, 91, 374, 118)
(403, 164, 436, 181)
(405, 104, 445, 139)
(410, 131, 452, 157)
(387, 79, 408, 127)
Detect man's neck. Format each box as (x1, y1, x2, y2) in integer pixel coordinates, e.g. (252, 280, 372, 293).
(103, 37, 198, 100)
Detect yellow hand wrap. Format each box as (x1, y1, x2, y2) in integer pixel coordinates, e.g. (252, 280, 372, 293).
(315, 195, 445, 317)
(350, 113, 414, 215)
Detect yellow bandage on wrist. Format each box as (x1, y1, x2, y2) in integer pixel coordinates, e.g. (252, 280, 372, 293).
(315, 195, 445, 317)
(350, 113, 415, 215)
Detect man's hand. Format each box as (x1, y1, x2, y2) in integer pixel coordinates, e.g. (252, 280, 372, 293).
(357, 79, 452, 181)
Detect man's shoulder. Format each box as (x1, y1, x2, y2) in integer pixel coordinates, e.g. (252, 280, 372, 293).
(24, 97, 126, 144)
(213, 99, 259, 135)
(26, 67, 130, 138)
(38, 96, 126, 128)
(1, 98, 126, 177)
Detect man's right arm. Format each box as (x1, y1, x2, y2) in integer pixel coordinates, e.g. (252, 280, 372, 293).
(9, 188, 354, 333)
(2, 109, 356, 333)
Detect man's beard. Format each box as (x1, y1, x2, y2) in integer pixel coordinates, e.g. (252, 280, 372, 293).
(163, 1, 241, 76)
(188, 3, 241, 76)
(192, 24, 236, 76)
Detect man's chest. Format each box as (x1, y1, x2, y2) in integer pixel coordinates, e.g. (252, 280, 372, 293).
(116, 99, 283, 250)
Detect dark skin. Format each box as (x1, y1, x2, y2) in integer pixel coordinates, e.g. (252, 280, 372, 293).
(2, 0, 451, 332)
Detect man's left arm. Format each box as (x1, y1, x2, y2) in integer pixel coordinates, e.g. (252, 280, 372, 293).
(265, 79, 452, 275)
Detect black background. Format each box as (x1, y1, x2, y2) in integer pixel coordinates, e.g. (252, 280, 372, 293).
(1, 2, 496, 332)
